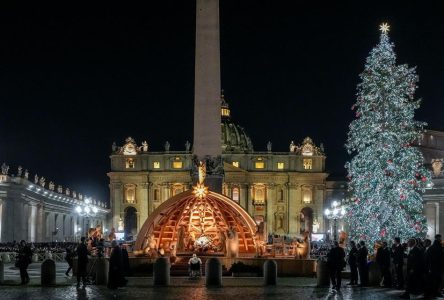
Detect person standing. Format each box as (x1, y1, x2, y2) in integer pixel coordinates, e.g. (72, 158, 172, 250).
(108, 240, 126, 289)
(76, 237, 89, 288)
(357, 241, 369, 286)
(375, 241, 391, 287)
(400, 238, 425, 299)
(65, 246, 74, 276)
(425, 234, 444, 298)
(392, 237, 405, 289)
(347, 241, 358, 285)
(327, 241, 346, 291)
(17, 240, 32, 284)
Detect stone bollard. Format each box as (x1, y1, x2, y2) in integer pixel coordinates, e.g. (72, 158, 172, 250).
(0, 257, 4, 284)
(205, 257, 222, 287)
(263, 260, 277, 285)
(41, 259, 56, 286)
(96, 257, 109, 285)
(153, 257, 170, 286)
(316, 259, 330, 287)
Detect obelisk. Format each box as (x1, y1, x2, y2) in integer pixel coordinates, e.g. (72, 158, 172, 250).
(193, 0, 223, 193)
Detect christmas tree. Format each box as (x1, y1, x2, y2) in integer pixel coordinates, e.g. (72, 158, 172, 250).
(345, 23, 431, 248)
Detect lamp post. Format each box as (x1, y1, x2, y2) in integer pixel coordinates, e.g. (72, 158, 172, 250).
(324, 200, 345, 242)
(75, 198, 98, 235)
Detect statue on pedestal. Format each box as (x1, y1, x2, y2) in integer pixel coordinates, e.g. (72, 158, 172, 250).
(39, 177, 46, 188)
(185, 140, 191, 152)
(17, 166, 23, 177)
(66, 188, 70, 196)
(164, 141, 170, 152)
(289, 141, 296, 152)
(24, 169, 29, 179)
(57, 185, 63, 193)
(48, 181, 55, 191)
(267, 141, 272, 152)
(34, 174, 39, 184)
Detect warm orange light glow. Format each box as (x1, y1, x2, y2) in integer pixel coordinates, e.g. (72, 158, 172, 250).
(193, 183, 208, 199)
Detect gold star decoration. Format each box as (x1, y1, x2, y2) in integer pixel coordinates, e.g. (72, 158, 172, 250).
(379, 23, 390, 34)
(193, 183, 209, 199)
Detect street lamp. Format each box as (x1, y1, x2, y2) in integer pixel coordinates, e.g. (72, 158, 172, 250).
(324, 200, 345, 241)
(75, 197, 99, 235)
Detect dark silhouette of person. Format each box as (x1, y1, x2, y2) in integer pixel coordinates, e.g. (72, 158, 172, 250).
(65, 246, 74, 276)
(120, 243, 131, 276)
(425, 234, 444, 298)
(327, 241, 346, 291)
(392, 237, 404, 289)
(108, 240, 127, 289)
(347, 241, 358, 285)
(76, 237, 89, 288)
(376, 241, 391, 287)
(400, 238, 425, 299)
(357, 240, 369, 286)
(17, 240, 32, 284)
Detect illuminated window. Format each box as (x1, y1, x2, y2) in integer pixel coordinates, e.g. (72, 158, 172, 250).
(302, 186, 312, 204)
(232, 187, 239, 202)
(154, 189, 160, 201)
(277, 162, 284, 170)
(253, 185, 266, 205)
(303, 159, 312, 170)
(255, 162, 265, 169)
(172, 161, 183, 169)
(124, 184, 136, 204)
(126, 158, 135, 169)
(153, 162, 160, 169)
(232, 161, 240, 168)
(221, 108, 230, 117)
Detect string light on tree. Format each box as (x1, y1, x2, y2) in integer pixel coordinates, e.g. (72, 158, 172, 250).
(345, 23, 431, 250)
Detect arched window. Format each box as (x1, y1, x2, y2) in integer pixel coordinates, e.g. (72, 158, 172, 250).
(124, 206, 138, 239)
(232, 187, 239, 202)
(302, 186, 312, 204)
(124, 184, 136, 204)
(253, 185, 266, 205)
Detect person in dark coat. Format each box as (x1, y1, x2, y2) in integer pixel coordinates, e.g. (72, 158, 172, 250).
(65, 246, 74, 276)
(347, 241, 358, 285)
(376, 241, 391, 287)
(108, 240, 127, 289)
(392, 237, 405, 289)
(76, 237, 89, 288)
(357, 241, 369, 286)
(17, 240, 32, 284)
(400, 238, 425, 299)
(120, 243, 131, 276)
(327, 241, 346, 291)
(425, 235, 444, 298)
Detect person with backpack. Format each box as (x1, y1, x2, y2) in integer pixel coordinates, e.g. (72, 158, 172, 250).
(17, 240, 33, 285)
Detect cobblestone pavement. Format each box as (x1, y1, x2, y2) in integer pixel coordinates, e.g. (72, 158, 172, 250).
(1, 263, 442, 299)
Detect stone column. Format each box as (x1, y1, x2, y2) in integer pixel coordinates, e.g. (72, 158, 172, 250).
(266, 184, 275, 235)
(288, 184, 298, 235)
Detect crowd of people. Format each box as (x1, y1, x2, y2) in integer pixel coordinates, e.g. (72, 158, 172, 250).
(3, 235, 130, 290)
(326, 235, 444, 299)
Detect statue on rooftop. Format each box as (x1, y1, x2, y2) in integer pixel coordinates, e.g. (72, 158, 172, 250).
(140, 141, 148, 152)
(39, 177, 46, 188)
(267, 141, 272, 152)
(57, 185, 63, 193)
(185, 140, 191, 152)
(49, 181, 55, 191)
(34, 174, 39, 184)
(24, 169, 29, 179)
(289, 141, 296, 152)
(17, 166, 23, 177)
(164, 141, 170, 152)
(112, 142, 117, 152)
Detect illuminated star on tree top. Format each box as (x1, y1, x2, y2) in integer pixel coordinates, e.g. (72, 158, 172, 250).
(379, 22, 390, 34)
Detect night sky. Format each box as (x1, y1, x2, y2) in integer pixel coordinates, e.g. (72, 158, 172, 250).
(1, 1, 443, 203)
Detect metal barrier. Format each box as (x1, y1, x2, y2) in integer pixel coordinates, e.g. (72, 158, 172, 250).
(0, 252, 66, 263)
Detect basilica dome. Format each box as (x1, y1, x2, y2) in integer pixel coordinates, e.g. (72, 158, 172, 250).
(220, 93, 253, 153)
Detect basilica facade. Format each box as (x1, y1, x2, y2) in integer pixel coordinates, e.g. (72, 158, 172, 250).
(108, 97, 328, 240)
(0, 164, 108, 243)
